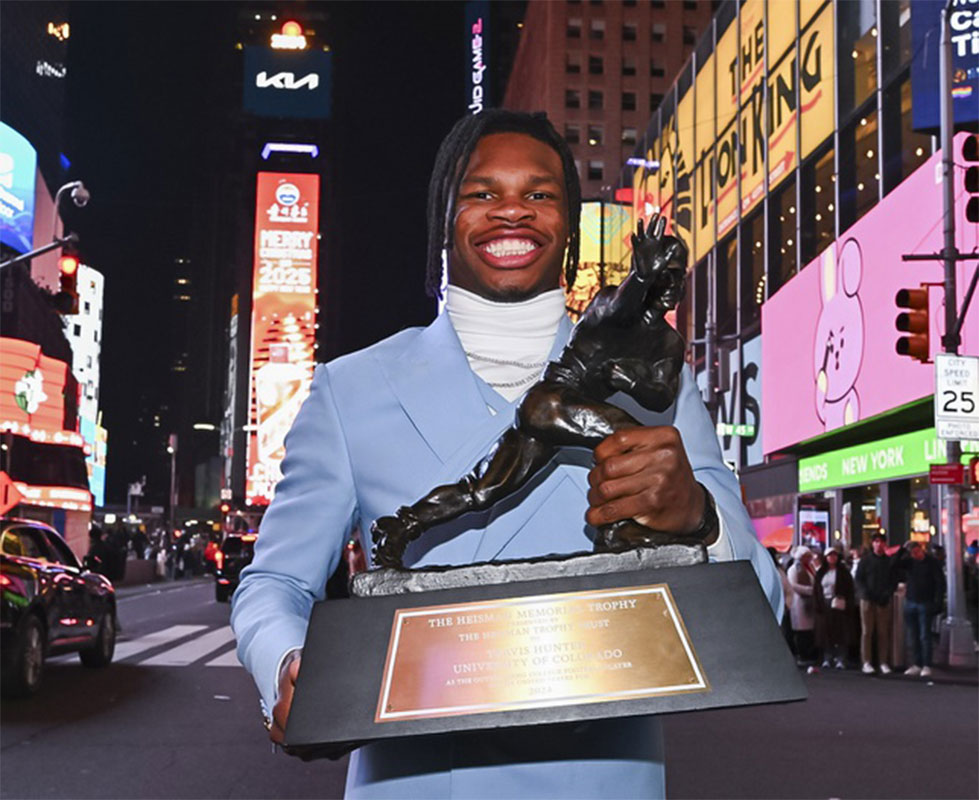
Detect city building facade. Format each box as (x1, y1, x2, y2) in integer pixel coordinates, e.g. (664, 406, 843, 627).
(504, 0, 715, 198)
(615, 0, 978, 554)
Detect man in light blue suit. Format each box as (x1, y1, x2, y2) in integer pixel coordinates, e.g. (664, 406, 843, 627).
(232, 110, 782, 799)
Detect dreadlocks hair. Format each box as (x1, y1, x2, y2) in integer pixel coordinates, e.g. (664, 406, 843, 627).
(424, 110, 582, 299)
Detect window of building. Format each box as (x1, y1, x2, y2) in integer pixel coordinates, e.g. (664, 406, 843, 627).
(566, 89, 581, 109)
(588, 160, 604, 181)
(651, 23, 666, 42)
(881, 0, 912, 83)
(839, 106, 879, 231)
(768, 176, 798, 295)
(84, 300, 90, 312)
(683, 26, 696, 45)
(589, 0, 603, 5)
(567, 18, 582, 38)
(715, 236, 738, 339)
(683, 0, 698, 9)
(622, 56, 636, 76)
(588, 89, 604, 110)
(587, 125, 603, 146)
(838, 0, 878, 119)
(650, 92, 664, 111)
(622, 127, 638, 146)
(590, 19, 605, 40)
(652, 0, 666, 8)
(87, 355, 93, 368)
(800, 144, 836, 264)
(740, 212, 765, 332)
(73, 323, 81, 336)
(650, 59, 665, 78)
(882, 75, 931, 195)
(589, 55, 604, 75)
(622, 91, 637, 111)
(565, 124, 581, 144)
(622, 22, 637, 41)
(623, 0, 637, 6)
(693, 257, 708, 351)
(566, 53, 582, 74)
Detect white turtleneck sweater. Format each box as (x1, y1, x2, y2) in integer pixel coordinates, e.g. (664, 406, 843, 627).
(446, 285, 567, 402)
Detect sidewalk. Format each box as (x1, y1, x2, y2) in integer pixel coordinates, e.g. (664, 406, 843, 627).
(802, 661, 978, 687)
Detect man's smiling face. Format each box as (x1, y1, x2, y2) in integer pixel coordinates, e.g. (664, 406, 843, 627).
(447, 132, 568, 302)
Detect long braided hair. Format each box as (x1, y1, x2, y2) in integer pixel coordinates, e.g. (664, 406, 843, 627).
(424, 110, 581, 298)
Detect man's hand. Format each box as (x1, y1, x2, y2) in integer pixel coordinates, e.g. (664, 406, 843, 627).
(270, 655, 301, 745)
(586, 426, 705, 536)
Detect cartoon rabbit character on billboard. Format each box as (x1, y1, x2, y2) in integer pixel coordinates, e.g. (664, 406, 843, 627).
(813, 238, 864, 430)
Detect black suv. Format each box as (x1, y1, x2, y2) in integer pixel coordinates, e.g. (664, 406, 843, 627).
(214, 533, 256, 602)
(1, 518, 117, 697)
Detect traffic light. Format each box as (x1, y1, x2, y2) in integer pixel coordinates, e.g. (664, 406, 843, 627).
(55, 252, 80, 314)
(965, 134, 978, 225)
(895, 285, 930, 363)
(219, 502, 230, 515)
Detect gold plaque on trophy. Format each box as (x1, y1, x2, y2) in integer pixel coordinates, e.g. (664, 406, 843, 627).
(375, 583, 709, 723)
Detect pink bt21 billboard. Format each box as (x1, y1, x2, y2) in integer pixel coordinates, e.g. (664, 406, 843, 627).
(762, 134, 979, 455)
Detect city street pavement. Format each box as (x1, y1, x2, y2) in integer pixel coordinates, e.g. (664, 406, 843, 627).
(2, 578, 976, 799)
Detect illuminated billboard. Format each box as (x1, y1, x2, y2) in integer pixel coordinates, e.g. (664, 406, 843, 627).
(243, 46, 332, 119)
(0, 122, 37, 254)
(911, 0, 979, 132)
(761, 137, 979, 454)
(245, 173, 319, 505)
(641, 0, 835, 256)
(0, 338, 83, 448)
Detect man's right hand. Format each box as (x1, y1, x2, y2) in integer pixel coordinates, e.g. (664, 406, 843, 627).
(270, 655, 301, 745)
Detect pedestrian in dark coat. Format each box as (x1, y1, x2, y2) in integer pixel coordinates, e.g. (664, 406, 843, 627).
(814, 547, 857, 669)
(899, 541, 945, 677)
(854, 532, 899, 674)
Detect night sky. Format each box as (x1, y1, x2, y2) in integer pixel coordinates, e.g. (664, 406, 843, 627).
(62, 2, 469, 503)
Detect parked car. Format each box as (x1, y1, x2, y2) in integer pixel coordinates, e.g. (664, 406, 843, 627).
(214, 533, 256, 602)
(1, 518, 117, 697)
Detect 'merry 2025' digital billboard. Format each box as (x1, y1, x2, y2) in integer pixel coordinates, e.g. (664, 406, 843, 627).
(245, 172, 319, 505)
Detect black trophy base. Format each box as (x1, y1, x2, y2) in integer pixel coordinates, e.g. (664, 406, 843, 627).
(285, 555, 805, 761)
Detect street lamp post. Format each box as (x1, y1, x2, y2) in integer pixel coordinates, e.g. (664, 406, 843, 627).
(167, 434, 178, 537)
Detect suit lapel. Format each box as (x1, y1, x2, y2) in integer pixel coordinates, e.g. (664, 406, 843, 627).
(376, 312, 492, 465)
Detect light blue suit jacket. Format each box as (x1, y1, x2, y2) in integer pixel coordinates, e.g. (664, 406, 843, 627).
(232, 311, 782, 799)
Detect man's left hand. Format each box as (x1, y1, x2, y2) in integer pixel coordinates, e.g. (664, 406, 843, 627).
(586, 426, 705, 536)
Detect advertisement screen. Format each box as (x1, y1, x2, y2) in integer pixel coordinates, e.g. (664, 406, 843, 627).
(243, 47, 332, 119)
(245, 173, 319, 505)
(0, 338, 83, 448)
(911, 0, 979, 132)
(0, 122, 37, 254)
(761, 136, 979, 455)
(465, 0, 489, 113)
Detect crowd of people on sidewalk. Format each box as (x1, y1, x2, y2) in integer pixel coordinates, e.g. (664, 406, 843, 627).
(772, 533, 979, 677)
(85, 521, 221, 582)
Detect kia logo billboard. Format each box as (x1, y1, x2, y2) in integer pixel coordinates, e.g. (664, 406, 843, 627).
(243, 47, 332, 119)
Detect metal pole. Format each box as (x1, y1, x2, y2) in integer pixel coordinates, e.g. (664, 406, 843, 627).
(168, 436, 178, 539)
(938, 2, 974, 668)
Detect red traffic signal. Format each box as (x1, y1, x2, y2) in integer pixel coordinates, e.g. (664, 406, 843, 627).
(56, 253, 80, 314)
(895, 286, 929, 363)
(219, 502, 230, 515)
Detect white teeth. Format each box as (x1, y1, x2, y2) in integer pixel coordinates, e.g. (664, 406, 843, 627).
(483, 238, 538, 257)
